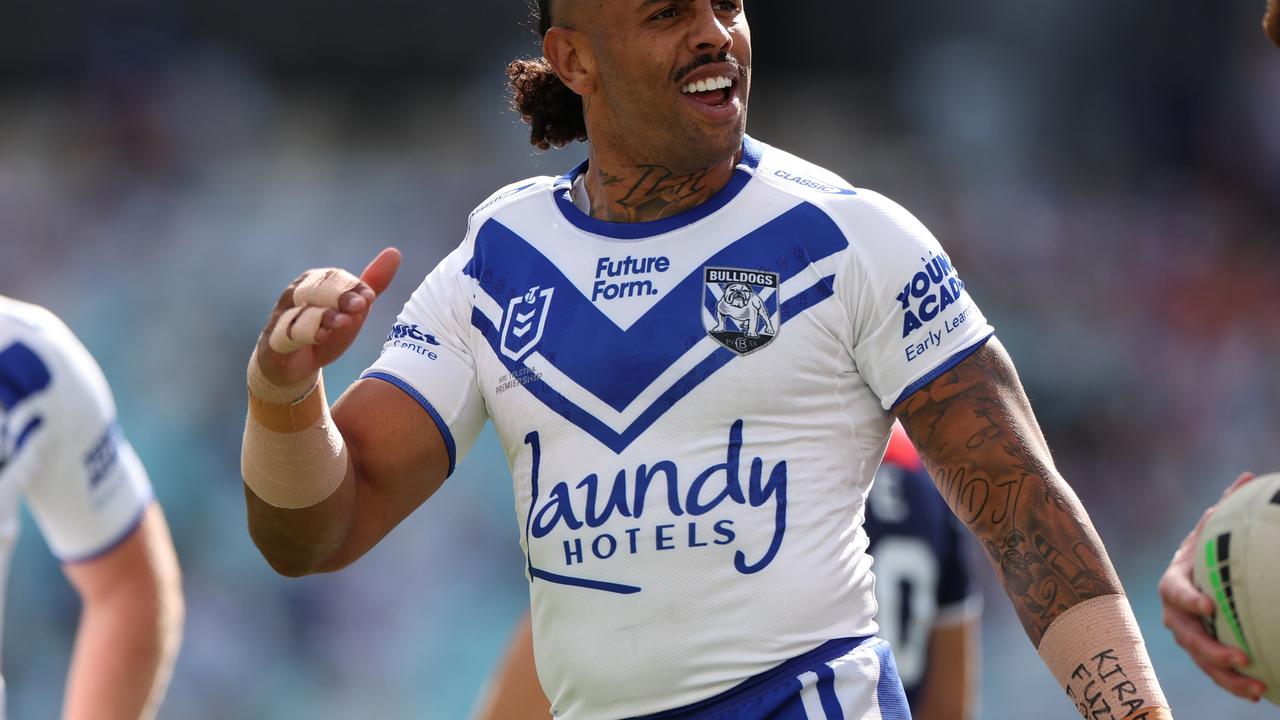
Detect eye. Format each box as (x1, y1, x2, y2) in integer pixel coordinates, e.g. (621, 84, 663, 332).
(648, 6, 679, 21)
(714, 0, 739, 11)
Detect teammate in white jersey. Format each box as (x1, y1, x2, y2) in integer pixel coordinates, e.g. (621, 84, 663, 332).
(0, 296, 182, 720)
(241, 2, 1171, 718)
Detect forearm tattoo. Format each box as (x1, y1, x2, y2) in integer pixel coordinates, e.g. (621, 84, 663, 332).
(894, 341, 1122, 645)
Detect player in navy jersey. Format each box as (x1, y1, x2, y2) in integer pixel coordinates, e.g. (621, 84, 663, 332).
(241, 1, 1171, 717)
(0, 297, 183, 720)
(474, 424, 979, 720)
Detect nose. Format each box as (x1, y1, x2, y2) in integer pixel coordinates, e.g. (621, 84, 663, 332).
(689, 3, 733, 55)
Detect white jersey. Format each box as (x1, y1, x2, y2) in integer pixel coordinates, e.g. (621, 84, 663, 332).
(363, 137, 993, 719)
(0, 298, 154, 716)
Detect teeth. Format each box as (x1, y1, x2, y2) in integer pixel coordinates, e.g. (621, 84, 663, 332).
(681, 76, 733, 94)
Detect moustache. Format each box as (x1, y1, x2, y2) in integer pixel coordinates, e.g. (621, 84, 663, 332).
(673, 52, 746, 85)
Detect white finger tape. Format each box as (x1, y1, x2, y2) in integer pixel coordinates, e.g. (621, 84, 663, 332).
(269, 306, 306, 354)
(294, 268, 361, 310)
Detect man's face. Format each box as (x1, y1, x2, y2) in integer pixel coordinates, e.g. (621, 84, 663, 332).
(585, 1, 751, 172)
(1268, 0, 1280, 46)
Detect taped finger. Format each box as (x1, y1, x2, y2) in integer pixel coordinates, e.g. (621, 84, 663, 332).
(294, 268, 362, 310)
(269, 306, 307, 354)
(288, 306, 327, 346)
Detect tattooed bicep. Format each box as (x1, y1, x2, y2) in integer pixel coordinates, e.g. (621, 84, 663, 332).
(893, 338, 1039, 459)
(892, 337, 1120, 644)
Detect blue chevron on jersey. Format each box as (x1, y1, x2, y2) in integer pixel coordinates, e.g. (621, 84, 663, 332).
(467, 277, 840, 456)
(465, 203, 847, 433)
(0, 341, 53, 471)
(363, 136, 996, 719)
(0, 341, 52, 411)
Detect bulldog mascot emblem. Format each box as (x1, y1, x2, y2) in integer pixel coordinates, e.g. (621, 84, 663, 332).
(702, 267, 780, 356)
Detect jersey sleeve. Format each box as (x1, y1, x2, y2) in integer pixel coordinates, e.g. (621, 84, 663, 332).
(361, 238, 489, 476)
(23, 326, 153, 563)
(835, 190, 995, 409)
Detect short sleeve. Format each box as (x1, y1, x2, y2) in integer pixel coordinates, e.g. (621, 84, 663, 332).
(361, 240, 489, 475)
(836, 191, 994, 409)
(23, 329, 153, 563)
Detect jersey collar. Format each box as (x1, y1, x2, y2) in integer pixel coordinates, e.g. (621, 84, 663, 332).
(553, 135, 764, 241)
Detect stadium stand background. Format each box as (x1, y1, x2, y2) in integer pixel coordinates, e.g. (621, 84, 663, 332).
(1, 1, 1278, 717)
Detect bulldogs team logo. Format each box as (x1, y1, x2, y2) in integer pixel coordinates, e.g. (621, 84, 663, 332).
(501, 285, 555, 361)
(702, 267, 779, 355)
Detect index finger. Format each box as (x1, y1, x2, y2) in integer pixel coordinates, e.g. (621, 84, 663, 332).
(1160, 553, 1215, 616)
(360, 247, 402, 298)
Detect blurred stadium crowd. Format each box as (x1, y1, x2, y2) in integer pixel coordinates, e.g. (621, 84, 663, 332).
(1, 1, 1278, 718)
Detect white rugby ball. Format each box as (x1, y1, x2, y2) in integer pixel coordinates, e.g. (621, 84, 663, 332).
(1192, 473, 1280, 704)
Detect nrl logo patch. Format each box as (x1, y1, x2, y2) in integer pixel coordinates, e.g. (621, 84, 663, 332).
(500, 285, 554, 361)
(702, 267, 779, 355)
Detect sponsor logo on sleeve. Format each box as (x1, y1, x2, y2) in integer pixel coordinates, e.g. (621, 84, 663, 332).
(387, 323, 441, 360)
(84, 422, 122, 488)
(897, 253, 973, 363)
(702, 267, 780, 355)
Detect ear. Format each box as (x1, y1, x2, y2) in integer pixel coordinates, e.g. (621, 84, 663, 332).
(543, 27, 597, 97)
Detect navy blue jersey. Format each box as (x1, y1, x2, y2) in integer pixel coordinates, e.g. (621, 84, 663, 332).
(865, 428, 977, 710)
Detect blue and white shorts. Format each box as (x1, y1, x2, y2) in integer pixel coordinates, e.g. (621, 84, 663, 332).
(629, 637, 911, 720)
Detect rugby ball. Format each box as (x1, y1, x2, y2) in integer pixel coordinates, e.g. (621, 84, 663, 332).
(1192, 473, 1280, 704)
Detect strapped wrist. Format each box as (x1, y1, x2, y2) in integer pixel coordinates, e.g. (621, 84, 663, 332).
(246, 349, 319, 406)
(1038, 594, 1169, 720)
(242, 350, 345, 510)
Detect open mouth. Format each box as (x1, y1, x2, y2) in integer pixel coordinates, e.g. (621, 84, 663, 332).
(680, 76, 736, 108)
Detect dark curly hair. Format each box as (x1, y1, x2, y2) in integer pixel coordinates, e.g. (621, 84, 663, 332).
(1267, 0, 1280, 47)
(507, 0, 588, 150)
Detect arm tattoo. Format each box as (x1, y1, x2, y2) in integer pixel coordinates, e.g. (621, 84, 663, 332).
(589, 164, 716, 223)
(895, 340, 1122, 646)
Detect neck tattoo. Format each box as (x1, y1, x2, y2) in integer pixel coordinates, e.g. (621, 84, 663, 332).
(587, 163, 723, 223)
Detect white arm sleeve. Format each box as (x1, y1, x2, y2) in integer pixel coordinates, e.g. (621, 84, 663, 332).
(837, 190, 995, 409)
(23, 325, 153, 563)
(361, 240, 489, 475)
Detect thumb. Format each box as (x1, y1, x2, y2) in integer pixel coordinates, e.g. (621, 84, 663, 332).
(361, 247, 402, 298)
